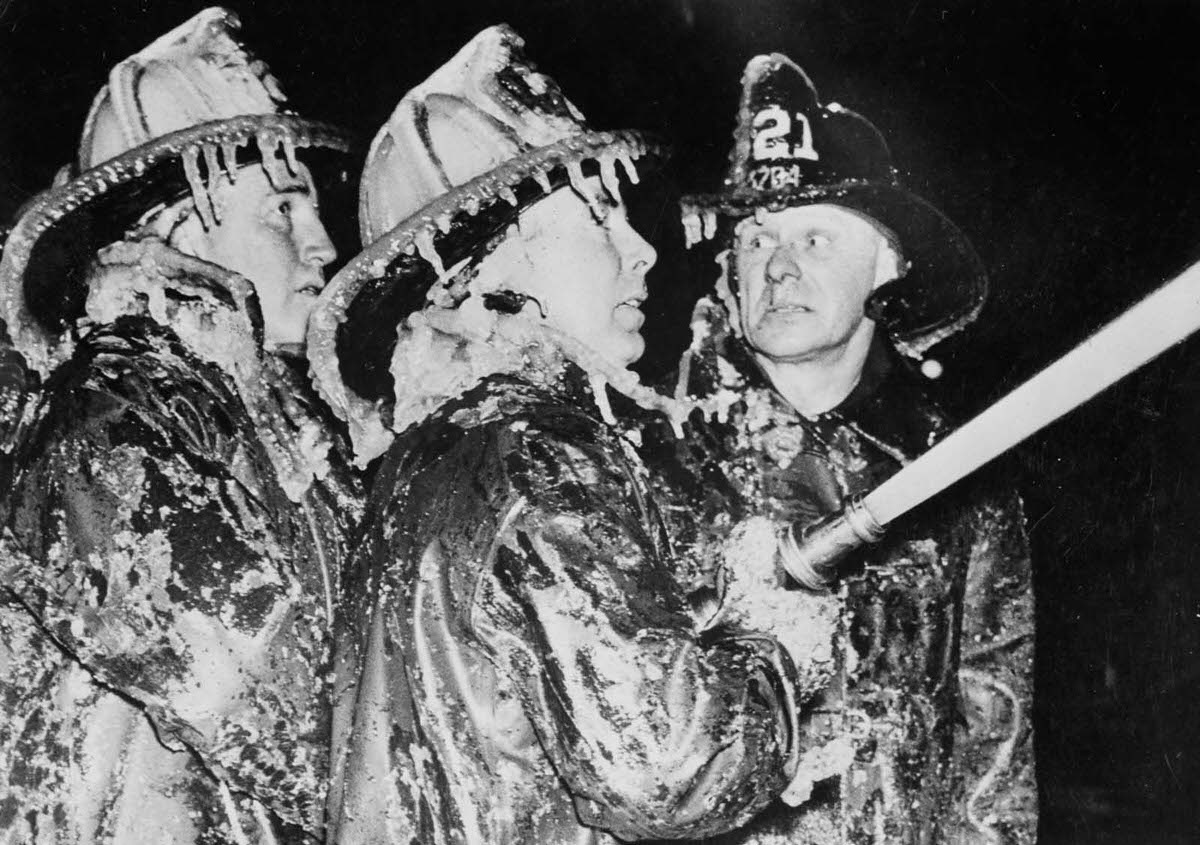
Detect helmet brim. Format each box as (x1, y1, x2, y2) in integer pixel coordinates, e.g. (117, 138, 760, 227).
(0, 113, 355, 377)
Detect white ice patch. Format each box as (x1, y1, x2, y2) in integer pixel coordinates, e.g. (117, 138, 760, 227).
(781, 735, 856, 807)
(615, 151, 640, 185)
(413, 228, 446, 278)
(682, 212, 703, 249)
(710, 517, 840, 698)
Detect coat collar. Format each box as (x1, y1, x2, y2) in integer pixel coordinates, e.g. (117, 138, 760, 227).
(75, 237, 336, 501)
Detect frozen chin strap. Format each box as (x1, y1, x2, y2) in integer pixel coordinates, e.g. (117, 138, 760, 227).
(712, 249, 744, 339)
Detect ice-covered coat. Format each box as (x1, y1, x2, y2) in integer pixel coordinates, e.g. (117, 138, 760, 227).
(326, 357, 847, 845)
(642, 297, 1037, 844)
(1, 227, 31, 503)
(0, 241, 360, 844)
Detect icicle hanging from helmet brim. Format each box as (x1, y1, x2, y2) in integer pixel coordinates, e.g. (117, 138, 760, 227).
(202, 145, 223, 221)
(681, 202, 720, 249)
(182, 146, 217, 229)
(175, 123, 321, 230)
(413, 228, 445, 278)
(397, 139, 653, 296)
(598, 156, 622, 204)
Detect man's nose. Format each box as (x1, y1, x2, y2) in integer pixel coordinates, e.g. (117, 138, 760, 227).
(295, 209, 338, 269)
(614, 215, 657, 280)
(765, 243, 802, 285)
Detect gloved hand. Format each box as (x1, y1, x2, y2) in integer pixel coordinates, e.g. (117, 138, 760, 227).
(702, 516, 842, 702)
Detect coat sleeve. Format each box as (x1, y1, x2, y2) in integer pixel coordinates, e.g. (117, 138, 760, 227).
(1, 371, 329, 830)
(953, 489, 1038, 844)
(473, 423, 817, 841)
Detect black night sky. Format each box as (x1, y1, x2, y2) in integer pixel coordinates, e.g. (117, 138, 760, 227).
(3, 1, 1200, 841)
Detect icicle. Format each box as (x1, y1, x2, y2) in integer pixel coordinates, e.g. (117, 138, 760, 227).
(616, 151, 640, 185)
(221, 140, 240, 182)
(255, 129, 276, 163)
(588, 372, 617, 426)
(202, 144, 223, 223)
(281, 133, 300, 176)
(668, 407, 686, 440)
(436, 256, 472, 289)
(413, 228, 445, 278)
(682, 211, 703, 248)
(252, 800, 281, 845)
(532, 169, 553, 194)
(598, 154, 622, 204)
(260, 68, 287, 102)
(702, 209, 718, 240)
(256, 129, 288, 189)
(256, 130, 274, 170)
(217, 780, 253, 845)
(563, 95, 586, 122)
(565, 160, 586, 194)
(182, 146, 216, 230)
(498, 186, 519, 206)
(566, 160, 603, 219)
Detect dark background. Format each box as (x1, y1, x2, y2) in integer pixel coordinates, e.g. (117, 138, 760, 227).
(3, 1, 1199, 841)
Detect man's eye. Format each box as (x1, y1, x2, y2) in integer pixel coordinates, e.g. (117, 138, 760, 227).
(263, 197, 294, 227)
(806, 233, 832, 249)
(747, 233, 777, 250)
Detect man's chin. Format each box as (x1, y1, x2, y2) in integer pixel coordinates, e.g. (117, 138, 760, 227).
(589, 335, 644, 371)
(617, 333, 646, 368)
(746, 328, 824, 362)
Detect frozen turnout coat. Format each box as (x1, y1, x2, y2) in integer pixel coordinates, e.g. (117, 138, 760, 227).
(642, 298, 1037, 844)
(0, 247, 359, 843)
(326, 364, 841, 844)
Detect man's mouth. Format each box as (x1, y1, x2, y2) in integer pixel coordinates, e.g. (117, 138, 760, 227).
(615, 298, 645, 329)
(295, 282, 324, 296)
(767, 303, 812, 314)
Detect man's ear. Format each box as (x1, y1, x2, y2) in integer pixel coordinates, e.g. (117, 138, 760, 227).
(873, 239, 902, 290)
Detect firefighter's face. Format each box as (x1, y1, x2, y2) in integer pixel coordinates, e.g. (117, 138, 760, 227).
(198, 163, 337, 354)
(508, 181, 657, 368)
(733, 204, 899, 363)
